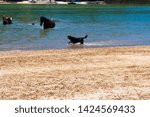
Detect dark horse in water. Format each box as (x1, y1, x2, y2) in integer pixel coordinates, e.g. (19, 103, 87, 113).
(40, 16, 55, 29)
(2, 15, 13, 25)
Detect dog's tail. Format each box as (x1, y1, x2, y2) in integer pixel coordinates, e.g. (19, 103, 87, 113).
(84, 35, 88, 39)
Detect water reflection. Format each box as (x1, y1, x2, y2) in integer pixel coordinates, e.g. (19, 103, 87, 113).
(40, 29, 52, 38)
(68, 44, 85, 49)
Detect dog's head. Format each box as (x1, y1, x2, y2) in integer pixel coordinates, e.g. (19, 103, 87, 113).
(67, 35, 72, 40)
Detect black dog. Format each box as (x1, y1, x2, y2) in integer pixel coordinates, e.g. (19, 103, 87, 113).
(67, 35, 88, 45)
(2, 15, 13, 25)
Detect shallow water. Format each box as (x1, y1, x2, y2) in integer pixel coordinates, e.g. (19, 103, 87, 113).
(0, 4, 150, 50)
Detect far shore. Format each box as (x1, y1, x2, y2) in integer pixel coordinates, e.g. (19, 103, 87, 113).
(0, 1, 50, 4)
(0, 1, 105, 4)
(0, 46, 150, 100)
(1, 1, 150, 5)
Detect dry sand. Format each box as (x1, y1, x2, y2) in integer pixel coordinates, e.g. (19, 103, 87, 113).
(0, 46, 150, 100)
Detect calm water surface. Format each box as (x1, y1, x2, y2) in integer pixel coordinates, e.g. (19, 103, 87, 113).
(0, 4, 150, 50)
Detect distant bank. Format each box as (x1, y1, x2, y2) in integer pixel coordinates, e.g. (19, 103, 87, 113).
(0, 0, 150, 4)
(1, 0, 150, 5)
(105, 0, 150, 4)
(0, 0, 105, 5)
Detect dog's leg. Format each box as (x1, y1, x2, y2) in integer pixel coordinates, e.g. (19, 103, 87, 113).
(80, 40, 84, 45)
(68, 41, 72, 44)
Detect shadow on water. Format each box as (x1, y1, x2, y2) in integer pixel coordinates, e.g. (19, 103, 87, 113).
(67, 44, 85, 49)
(40, 29, 52, 38)
(0, 22, 14, 33)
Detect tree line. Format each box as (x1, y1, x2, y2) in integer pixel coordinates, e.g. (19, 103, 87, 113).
(105, 0, 150, 4)
(3, 0, 150, 4)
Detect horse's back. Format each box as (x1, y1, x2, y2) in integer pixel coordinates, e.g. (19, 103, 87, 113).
(44, 20, 55, 29)
(49, 20, 55, 28)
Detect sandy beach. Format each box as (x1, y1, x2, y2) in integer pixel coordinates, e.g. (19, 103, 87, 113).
(0, 46, 150, 100)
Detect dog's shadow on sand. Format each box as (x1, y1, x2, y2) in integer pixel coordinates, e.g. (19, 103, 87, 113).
(68, 44, 85, 49)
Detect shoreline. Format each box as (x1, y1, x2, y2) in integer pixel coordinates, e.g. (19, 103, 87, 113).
(0, 45, 150, 100)
(1, 1, 150, 5)
(0, 44, 150, 52)
(0, 1, 105, 5)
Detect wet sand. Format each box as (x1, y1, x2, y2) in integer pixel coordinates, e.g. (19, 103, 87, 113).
(0, 46, 150, 100)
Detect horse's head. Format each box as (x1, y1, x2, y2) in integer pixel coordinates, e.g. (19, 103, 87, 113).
(40, 16, 46, 26)
(40, 16, 55, 29)
(2, 15, 6, 21)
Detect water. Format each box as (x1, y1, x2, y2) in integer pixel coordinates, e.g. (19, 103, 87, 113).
(0, 4, 150, 50)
